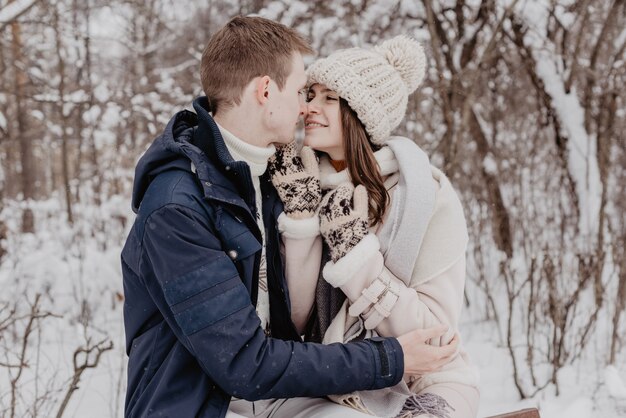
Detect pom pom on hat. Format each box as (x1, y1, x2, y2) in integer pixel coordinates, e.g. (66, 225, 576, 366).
(306, 35, 427, 145)
(374, 35, 426, 93)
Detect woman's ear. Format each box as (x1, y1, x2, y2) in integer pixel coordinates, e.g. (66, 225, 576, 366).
(255, 76, 271, 104)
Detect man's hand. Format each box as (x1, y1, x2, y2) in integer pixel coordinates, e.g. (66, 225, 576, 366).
(397, 325, 459, 376)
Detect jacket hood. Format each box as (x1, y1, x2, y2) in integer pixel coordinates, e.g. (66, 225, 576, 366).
(131, 108, 196, 213)
(131, 97, 252, 213)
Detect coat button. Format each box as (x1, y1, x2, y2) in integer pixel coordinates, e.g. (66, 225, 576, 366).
(225, 165, 231, 171)
(228, 250, 238, 260)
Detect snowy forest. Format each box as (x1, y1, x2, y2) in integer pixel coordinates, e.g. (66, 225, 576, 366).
(0, 0, 624, 417)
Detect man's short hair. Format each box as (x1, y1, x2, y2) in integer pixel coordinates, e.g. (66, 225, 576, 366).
(200, 16, 314, 114)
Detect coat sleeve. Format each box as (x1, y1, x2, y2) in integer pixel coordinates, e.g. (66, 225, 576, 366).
(324, 243, 463, 344)
(321, 179, 468, 346)
(138, 203, 403, 400)
(277, 213, 322, 335)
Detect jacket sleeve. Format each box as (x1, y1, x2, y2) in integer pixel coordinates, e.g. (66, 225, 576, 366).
(277, 213, 322, 335)
(323, 238, 463, 344)
(321, 179, 468, 346)
(139, 203, 403, 400)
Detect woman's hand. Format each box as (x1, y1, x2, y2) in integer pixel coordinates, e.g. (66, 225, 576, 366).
(397, 325, 459, 376)
(268, 142, 321, 219)
(319, 182, 370, 262)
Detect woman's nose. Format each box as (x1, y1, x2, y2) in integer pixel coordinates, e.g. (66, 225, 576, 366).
(306, 101, 319, 114)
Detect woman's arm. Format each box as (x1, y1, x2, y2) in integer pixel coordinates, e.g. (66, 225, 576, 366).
(268, 143, 323, 335)
(319, 176, 468, 344)
(324, 243, 463, 343)
(279, 214, 322, 334)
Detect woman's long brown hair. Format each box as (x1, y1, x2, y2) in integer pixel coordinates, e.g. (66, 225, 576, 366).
(339, 99, 389, 226)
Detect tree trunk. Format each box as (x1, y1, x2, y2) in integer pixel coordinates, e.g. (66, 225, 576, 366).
(0, 164, 6, 261)
(53, 4, 73, 224)
(82, 0, 102, 205)
(610, 251, 626, 364)
(9, 3, 35, 233)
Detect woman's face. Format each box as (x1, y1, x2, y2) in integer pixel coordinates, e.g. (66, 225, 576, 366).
(303, 83, 345, 160)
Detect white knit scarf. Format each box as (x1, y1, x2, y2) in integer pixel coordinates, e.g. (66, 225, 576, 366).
(319, 136, 437, 283)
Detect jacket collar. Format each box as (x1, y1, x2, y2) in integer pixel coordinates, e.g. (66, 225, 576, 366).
(190, 98, 255, 207)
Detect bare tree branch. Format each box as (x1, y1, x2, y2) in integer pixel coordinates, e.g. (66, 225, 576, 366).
(0, 0, 42, 31)
(55, 338, 114, 418)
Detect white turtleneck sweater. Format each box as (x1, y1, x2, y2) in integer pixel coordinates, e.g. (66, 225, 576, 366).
(214, 123, 323, 337)
(217, 122, 275, 333)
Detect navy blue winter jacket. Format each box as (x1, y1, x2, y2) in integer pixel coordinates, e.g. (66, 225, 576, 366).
(121, 97, 404, 417)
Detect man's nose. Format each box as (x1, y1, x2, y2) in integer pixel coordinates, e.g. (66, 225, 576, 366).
(299, 101, 307, 116)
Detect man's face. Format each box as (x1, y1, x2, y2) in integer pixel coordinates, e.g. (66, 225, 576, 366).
(266, 52, 307, 144)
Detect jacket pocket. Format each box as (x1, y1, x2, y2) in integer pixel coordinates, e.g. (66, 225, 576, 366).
(221, 229, 262, 261)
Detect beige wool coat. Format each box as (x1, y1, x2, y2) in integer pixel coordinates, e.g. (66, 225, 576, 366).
(316, 138, 479, 414)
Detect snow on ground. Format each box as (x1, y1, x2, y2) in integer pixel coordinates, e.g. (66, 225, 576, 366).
(0, 193, 131, 417)
(1, 193, 625, 417)
(463, 319, 626, 417)
(461, 310, 626, 418)
(606, 366, 626, 399)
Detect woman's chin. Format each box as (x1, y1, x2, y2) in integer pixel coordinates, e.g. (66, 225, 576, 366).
(303, 135, 327, 153)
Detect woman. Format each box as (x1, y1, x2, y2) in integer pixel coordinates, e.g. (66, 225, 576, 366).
(301, 36, 480, 418)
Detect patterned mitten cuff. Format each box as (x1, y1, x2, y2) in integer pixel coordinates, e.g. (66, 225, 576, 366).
(319, 182, 370, 262)
(268, 142, 321, 219)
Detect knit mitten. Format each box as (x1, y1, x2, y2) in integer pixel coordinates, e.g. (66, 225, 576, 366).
(268, 142, 321, 219)
(319, 182, 370, 262)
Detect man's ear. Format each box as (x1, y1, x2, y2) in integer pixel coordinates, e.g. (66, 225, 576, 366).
(255, 76, 271, 104)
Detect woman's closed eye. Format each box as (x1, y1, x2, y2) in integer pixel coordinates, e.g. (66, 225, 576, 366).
(311, 94, 337, 102)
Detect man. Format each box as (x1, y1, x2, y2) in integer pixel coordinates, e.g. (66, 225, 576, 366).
(121, 16, 457, 418)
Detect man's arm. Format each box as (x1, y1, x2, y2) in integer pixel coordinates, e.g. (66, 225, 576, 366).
(137, 203, 403, 401)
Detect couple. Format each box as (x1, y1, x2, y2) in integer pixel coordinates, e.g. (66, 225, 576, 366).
(121, 15, 479, 418)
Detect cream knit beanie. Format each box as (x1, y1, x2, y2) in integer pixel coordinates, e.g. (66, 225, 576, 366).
(307, 35, 426, 145)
